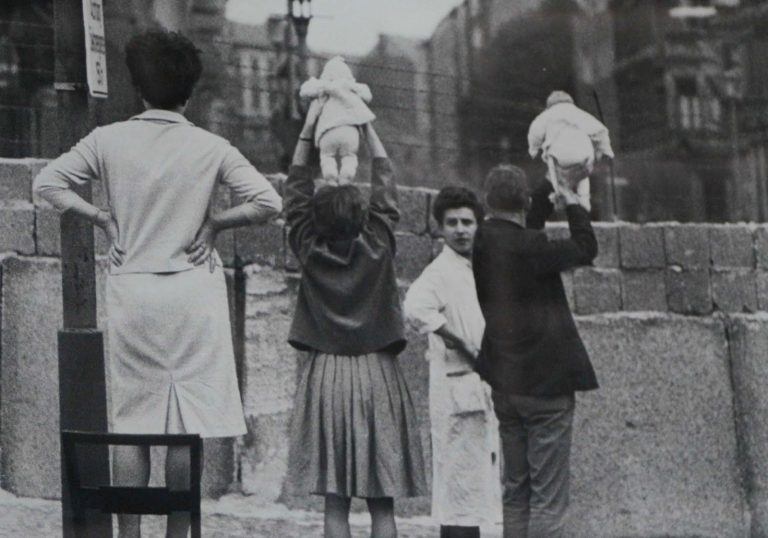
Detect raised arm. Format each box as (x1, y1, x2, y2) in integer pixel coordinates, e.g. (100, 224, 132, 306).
(526, 180, 555, 230)
(284, 101, 320, 225)
(529, 189, 597, 277)
(364, 123, 399, 225)
(282, 102, 323, 260)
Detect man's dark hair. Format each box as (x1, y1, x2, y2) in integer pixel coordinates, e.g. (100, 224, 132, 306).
(432, 186, 485, 224)
(125, 31, 202, 109)
(312, 184, 369, 239)
(484, 165, 531, 213)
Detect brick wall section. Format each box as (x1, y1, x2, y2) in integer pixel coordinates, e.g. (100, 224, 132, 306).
(2, 158, 768, 315)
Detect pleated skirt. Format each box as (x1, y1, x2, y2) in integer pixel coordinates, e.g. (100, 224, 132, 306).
(286, 351, 427, 499)
(106, 264, 247, 438)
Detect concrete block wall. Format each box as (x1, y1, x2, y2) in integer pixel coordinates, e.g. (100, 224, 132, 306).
(3, 158, 768, 535)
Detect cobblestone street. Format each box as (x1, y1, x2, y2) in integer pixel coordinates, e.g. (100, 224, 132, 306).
(0, 489, 502, 538)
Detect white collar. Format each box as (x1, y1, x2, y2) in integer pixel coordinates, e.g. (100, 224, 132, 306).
(438, 243, 472, 269)
(130, 109, 192, 125)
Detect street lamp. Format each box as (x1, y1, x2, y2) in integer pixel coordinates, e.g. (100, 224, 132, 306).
(285, 0, 311, 119)
(288, 0, 312, 80)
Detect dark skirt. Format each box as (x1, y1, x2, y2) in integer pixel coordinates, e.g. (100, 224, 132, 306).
(285, 351, 427, 498)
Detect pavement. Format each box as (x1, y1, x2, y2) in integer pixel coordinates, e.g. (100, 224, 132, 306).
(0, 489, 503, 537)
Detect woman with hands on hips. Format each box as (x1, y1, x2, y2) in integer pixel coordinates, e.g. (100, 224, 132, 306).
(33, 30, 282, 538)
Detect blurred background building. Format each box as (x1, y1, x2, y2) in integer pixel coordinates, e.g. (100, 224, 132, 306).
(2, 0, 768, 222)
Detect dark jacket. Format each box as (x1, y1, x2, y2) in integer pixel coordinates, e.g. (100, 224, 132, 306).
(472, 183, 599, 395)
(284, 157, 406, 356)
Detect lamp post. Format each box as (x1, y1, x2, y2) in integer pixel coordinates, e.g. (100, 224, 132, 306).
(290, 0, 312, 82)
(286, 0, 312, 119)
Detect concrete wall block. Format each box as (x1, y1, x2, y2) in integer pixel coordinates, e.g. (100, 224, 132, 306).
(573, 267, 622, 314)
(619, 224, 665, 268)
(0, 202, 36, 255)
(243, 267, 297, 416)
(547, 223, 619, 268)
(0, 158, 47, 201)
(356, 183, 430, 235)
(593, 224, 620, 268)
(394, 233, 434, 283)
(755, 226, 768, 270)
(1, 257, 63, 496)
(241, 268, 299, 500)
(664, 224, 710, 269)
(666, 268, 712, 315)
(757, 271, 768, 311)
(710, 225, 755, 268)
(571, 316, 746, 537)
(711, 269, 757, 313)
(727, 316, 768, 537)
(240, 411, 291, 500)
(0, 257, 108, 498)
(35, 206, 60, 256)
(622, 270, 667, 311)
(396, 186, 431, 235)
(235, 223, 285, 268)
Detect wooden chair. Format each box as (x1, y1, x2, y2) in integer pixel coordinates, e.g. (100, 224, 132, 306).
(60, 430, 202, 538)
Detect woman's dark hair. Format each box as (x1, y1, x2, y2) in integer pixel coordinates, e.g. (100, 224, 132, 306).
(125, 31, 202, 110)
(432, 186, 485, 224)
(484, 165, 531, 213)
(312, 185, 369, 239)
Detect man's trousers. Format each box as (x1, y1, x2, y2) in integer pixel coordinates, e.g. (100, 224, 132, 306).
(491, 391, 575, 538)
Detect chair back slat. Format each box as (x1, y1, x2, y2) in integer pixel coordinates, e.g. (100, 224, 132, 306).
(60, 430, 203, 537)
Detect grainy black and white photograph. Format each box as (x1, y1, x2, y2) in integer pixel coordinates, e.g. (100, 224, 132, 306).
(0, 0, 766, 536)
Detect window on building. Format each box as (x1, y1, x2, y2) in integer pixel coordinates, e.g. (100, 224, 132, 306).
(723, 43, 738, 70)
(472, 26, 484, 50)
(258, 55, 270, 116)
(676, 77, 702, 130)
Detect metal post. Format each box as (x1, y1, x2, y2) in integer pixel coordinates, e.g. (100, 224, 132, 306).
(54, 0, 111, 536)
(730, 97, 742, 219)
(294, 20, 309, 84)
(285, 0, 297, 120)
(592, 89, 618, 220)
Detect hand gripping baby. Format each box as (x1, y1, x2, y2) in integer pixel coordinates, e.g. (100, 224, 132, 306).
(300, 56, 376, 185)
(527, 90, 614, 212)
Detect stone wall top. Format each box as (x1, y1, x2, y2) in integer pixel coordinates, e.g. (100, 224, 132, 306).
(3, 158, 768, 315)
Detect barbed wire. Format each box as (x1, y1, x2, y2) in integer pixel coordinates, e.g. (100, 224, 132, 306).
(210, 39, 468, 81)
(0, 19, 53, 30)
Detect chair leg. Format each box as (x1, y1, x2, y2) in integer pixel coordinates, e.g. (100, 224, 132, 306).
(190, 510, 202, 538)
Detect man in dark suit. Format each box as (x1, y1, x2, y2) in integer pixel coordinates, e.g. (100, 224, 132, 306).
(472, 165, 599, 538)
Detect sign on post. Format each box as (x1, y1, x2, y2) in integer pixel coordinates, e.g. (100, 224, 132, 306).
(82, 0, 107, 98)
